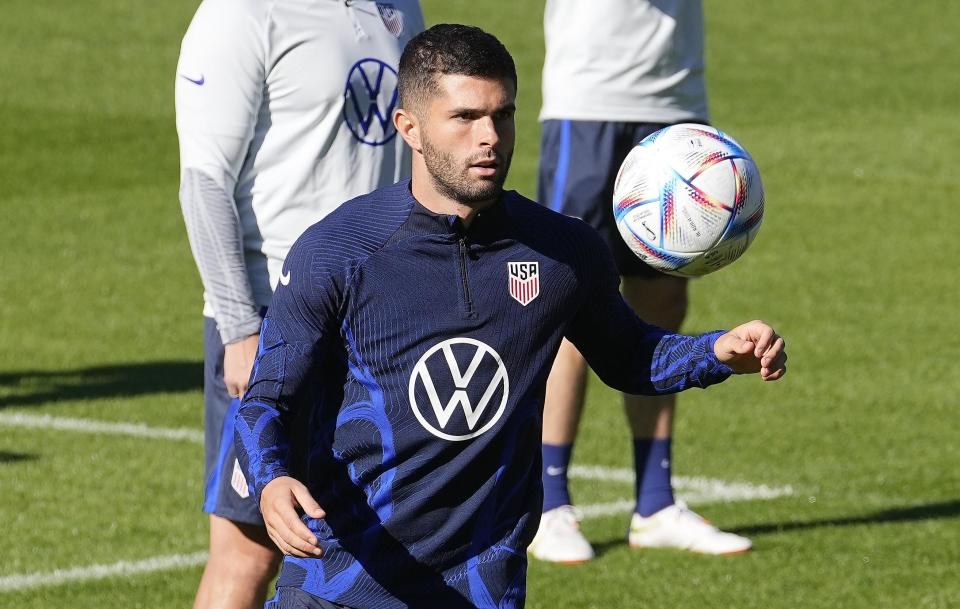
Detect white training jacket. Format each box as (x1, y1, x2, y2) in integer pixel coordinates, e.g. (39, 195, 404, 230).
(176, 0, 424, 342)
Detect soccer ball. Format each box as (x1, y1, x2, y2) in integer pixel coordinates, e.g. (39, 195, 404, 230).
(612, 123, 764, 277)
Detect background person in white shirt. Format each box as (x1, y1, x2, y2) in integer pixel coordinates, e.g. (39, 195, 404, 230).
(175, 1, 424, 606)
(529, 0, 753, 563)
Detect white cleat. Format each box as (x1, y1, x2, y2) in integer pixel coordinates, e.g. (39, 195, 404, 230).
(528, 505, 595, 564)
(628, 501, 752, 556)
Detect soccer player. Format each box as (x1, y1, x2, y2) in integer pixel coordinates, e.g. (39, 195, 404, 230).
(175, 1, 424, 607)
(529, 0, 745, 563)
(234, 24, 786, 609)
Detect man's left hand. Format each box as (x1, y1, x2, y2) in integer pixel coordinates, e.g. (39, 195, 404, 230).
(714, 320, 787, 381)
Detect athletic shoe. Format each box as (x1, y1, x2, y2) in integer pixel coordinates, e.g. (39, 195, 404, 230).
(627, 501, 751, 555)
(527, 505, 595, 564)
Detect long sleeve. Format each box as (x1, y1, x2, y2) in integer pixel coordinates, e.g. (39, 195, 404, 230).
(565, 230, 732, 395)
(175, 0, 267, 343)
(233, 231, 345, 498)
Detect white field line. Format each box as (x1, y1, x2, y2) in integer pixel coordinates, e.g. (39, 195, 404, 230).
(570, 464, 794, 504)
(0, 552, 208, 593)
(578, 499, 639, 519)
(577, 491, 785, 520)
(0, 413, 793, 588)
(559, 466, 796, 520)
(0, 413, 793, 503)
(0, 413, 794, 592)
(0, 412, 204, 443)
(0, 481, 790, 592)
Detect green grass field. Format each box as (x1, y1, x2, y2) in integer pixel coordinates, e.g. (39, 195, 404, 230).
(1, 0, 959, 607)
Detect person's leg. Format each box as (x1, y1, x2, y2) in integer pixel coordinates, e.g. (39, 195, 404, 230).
(620, 278, 752, 555)
(529, 337, 594, 563)
(196, 317, 282, 609)
(621, 274, 687, 517)
(537, 119, 622, 513)
(194, 516, 283, 609)
(535, 118, 598, 517)
(540, 338, 588, 512)
(529, 119, 617, 563)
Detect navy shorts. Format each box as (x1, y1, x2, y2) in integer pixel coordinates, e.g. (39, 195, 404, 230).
(203, 315, 263, 525)
(538, 119, 675, 277)
(266, 587, 354, 609)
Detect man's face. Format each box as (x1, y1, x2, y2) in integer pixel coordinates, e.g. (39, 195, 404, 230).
(418, 74, 516, 204)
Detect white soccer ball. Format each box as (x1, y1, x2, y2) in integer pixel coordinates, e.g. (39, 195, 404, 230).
(612, 123, 764, 277)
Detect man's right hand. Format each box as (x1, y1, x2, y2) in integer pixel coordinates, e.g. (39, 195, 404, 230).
(224, 333, 260, 398)
(260, 476, 326, 557)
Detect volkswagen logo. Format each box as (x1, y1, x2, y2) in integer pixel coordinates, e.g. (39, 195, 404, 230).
(408, 338, 510, 441)
(343, 58, 399, 146)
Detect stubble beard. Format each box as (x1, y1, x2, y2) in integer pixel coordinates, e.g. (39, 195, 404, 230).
(421, 136, 512, 205)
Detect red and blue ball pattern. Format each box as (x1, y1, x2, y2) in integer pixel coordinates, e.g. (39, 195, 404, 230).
(613, 124, 765, 277)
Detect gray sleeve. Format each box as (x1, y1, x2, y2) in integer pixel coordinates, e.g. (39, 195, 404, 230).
(179, 168, 262, 343)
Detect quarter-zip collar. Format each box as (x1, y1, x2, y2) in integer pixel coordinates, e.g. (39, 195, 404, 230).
(399, 179, 513, 243)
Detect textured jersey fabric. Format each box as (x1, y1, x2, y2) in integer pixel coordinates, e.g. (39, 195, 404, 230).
(540, 0, 708, 123)
(235, 181, 733, 608)
(176, 0, 424, 341)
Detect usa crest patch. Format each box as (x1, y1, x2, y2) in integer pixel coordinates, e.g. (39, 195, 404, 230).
(376, 3, 405, 37)
(508, 262, 539, 306)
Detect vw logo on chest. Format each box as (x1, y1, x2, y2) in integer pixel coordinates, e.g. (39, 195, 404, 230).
(408, 338, 510, 441)
(343, 58, 399, 146)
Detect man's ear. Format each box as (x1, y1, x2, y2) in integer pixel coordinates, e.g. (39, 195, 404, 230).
(394, 107, 422, 152)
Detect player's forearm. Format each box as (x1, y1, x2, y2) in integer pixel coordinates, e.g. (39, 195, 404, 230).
(647, 331, 733, 393)
(234, 400, 292, 498)
(179, 167, 262, 342)
(575, 319, 731, 396)
(234, 316, 313, 498)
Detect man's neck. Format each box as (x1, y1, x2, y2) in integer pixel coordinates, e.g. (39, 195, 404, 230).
(411, 175, 496, 229)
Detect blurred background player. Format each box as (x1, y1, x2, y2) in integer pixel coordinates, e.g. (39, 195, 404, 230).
(529, 0, 752, 563)
(175, 1, 424, 607)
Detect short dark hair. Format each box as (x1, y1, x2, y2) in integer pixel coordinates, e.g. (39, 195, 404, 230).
(398, 24, 517, 112)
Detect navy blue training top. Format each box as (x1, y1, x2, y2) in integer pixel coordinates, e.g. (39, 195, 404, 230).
(235, 180, 733, 609)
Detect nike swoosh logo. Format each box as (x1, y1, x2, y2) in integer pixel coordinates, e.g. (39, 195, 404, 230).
(279, 270, 291, 286)
(546, 466, 566, 476)
(180, 73, 205, 86)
